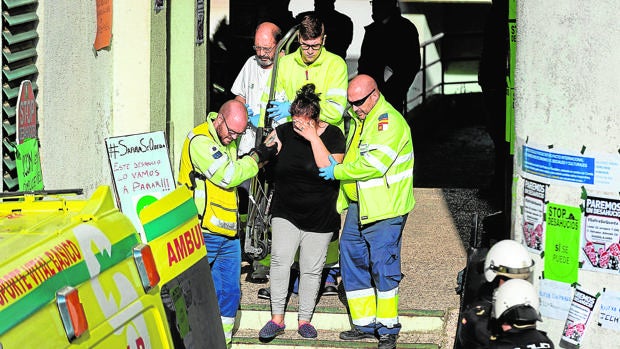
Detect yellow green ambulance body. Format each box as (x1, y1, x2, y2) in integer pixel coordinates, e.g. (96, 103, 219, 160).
(0, 186, 225, 348)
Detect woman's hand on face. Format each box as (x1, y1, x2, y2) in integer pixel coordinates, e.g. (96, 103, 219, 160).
(293, 118, 318, 140)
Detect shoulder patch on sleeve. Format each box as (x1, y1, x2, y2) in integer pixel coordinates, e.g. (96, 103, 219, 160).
(378, 113, 389, 131)
(212, 146, 223, 159)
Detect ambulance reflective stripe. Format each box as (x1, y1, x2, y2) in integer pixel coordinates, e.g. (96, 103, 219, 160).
(141, 194, 199, 241)
(222, 316, 235, 344)
(346, 288, 377, 326)
(376, 287, 399, 327)
(0, 229, 139, 335)
(139, 186, 207, 284)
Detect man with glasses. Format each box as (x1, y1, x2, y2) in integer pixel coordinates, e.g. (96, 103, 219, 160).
(318, 74, 415, 349)
(265, 12, 348, 132)
(232, 22, 283, 157)
(177, 99, 277, 346)
(231, 22, 283, 283)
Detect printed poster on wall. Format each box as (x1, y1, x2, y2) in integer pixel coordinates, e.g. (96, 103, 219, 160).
(599, 289, 620, 331)
(521, 144, 620, 192)
(522, 178, 546, 252)
(559, 287, 599, 349)
(581, 196, 620, 273)
(544, 203, 580, 283)
(105, 131, 175, 240)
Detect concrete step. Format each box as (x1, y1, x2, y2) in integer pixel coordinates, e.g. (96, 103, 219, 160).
(231, 328, 440, 349)
(235, 304, 445, 333)
(232, 303, 447, 348)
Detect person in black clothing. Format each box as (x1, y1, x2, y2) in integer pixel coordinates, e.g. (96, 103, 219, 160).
(478, 0, 512, 242)
(357, 0, 420, 114)
(257, 0, 298, 34)
(455, 239, 535, 349)
(490, 279, 554, 349)
(257, 83, 345, 340)
(311, 0, 353, 60)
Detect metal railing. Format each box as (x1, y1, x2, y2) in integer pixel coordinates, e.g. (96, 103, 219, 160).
(411, 31, 482, 106)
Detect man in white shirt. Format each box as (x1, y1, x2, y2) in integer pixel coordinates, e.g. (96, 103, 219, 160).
(231, 22, 282, 282)
(232, 22, 282, 156)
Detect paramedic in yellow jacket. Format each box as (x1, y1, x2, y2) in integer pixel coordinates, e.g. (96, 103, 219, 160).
(264, 12, 348, 131)
(178, 100, 277, 345)
(319, 75, 415, 349)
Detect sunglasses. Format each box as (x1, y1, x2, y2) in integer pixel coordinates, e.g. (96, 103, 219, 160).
(348, 88, 375, 107)
(221, 114, 246, 137)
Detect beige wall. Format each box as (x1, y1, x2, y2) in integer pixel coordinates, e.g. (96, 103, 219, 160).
(36, 0, 199, 196)
(513, 0, 620, 346)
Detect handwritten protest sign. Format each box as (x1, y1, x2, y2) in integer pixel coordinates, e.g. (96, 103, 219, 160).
(105, 131, 175, 240)
(16, 138, 43, 191)
(599, 289, 620, 331)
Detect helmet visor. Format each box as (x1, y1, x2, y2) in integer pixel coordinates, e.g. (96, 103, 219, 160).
(488, 260, 535, 280)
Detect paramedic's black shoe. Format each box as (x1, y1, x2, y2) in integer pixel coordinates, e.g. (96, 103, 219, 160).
(250, 264, 270, 283)
(322, 284, 338, 296)
(258, 287, 271, 300)
(378, 334, 398, 349)
(339, 328, 376, 340)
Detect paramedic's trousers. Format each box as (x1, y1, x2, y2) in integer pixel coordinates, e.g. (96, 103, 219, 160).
(204, 232, 240, 344)
(340, 202, 408, 336)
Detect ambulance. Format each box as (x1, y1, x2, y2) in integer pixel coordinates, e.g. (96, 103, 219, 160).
(0, 186, 225, 348)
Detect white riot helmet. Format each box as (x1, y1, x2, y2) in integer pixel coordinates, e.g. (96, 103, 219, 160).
(492, 279, 541, 325)
(484, 239, 535, 282)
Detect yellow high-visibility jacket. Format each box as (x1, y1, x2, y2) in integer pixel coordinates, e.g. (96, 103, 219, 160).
(178, 112, 259, 236)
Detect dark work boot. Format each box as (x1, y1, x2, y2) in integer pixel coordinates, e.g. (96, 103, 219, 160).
(257, 287, 271, 300)
(378, 334, 398, 349)
(339, 328, 376, 340)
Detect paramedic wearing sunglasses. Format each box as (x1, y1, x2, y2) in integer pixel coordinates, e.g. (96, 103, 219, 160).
(318, 74, 415, 349)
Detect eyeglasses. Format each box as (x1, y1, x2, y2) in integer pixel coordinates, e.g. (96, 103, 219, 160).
(299, 41, 323, 51)
(221, 114, 246, 137)
(348, 89, 376, 107)
(252, 45, 275, 54)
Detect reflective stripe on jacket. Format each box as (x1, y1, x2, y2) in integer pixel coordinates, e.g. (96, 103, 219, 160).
(177, 112, 259, 236)
(335, 95, 415, 225)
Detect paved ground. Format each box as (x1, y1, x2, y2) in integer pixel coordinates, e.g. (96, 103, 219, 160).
(238, 93, 500, 347)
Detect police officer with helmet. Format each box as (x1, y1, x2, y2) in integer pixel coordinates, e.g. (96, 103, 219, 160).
(490, 279, 554, 348)
(455, 239, 536, 348)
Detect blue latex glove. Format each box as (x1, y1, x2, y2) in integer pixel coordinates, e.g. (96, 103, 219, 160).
(245, 104, 260, 127)
(266, 100, 291, 121)
(319, 155, 338, 180)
